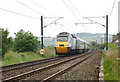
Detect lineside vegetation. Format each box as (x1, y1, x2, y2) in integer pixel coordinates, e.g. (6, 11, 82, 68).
(0, 28, 56, 66)
(103, 43, 118, 80)
(1, 47, 56, 66)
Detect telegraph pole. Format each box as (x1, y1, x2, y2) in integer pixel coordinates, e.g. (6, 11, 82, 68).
(106, 15, 108, 51)
(41, 16, 43, 49)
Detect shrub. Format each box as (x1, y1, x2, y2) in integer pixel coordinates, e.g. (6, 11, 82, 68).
(0, 28, 12, 59)
(14, 29, 40, 52)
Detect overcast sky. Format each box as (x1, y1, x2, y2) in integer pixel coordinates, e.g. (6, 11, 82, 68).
(0, 0, 119, 37)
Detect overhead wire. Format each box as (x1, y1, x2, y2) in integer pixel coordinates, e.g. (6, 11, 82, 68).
(16, 0, 77, 34)
(68, 0, 106, 28)
(0, 7, 40, 19)
(16, 0, 64, 34)
(109, 0, 116, 19)
(44, 18, 72, 33)
(30, 0, 74, 33)
(16, 0, 60, 32)
(17, 0, 67, 32)
(0, 0, 68, 37)
(69, 0, 83, 19)
(62, 0, 90, 33)
(44, 17, 63, 28)
(16, 0, 43, 16)
(83, 17, 106, 27)
(62, 0, 92, 33)
(62, 0, 84, 27)
(44, 21, 61, 32)
(29, 0, 59, 17)
(68, 0, 90, 32)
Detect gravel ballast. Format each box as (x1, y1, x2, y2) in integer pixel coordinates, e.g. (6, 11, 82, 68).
(55, 50, 102, 80)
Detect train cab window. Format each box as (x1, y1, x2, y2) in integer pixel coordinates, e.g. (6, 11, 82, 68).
(57, 36, 68, 41)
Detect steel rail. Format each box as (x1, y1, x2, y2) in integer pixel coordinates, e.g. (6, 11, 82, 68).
(2, 54, 86, 81)
(43, 55, 92, 81)
(1, 57, 60, 72)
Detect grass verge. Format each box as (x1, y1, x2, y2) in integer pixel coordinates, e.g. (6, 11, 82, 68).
(103, 43, 118, 80)
(1, 47, 57, 66)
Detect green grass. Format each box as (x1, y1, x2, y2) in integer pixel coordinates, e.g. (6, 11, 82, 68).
(108, 42, 117, 48)
(0, 62, 2, 66)
(103, 43, 118, 80)
(43, 47, 56, 58)
(1, 47, 57, 66)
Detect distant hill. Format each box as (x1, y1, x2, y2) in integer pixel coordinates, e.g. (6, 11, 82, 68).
(76, 32, 112, 43)
(41, 32, 112, 47)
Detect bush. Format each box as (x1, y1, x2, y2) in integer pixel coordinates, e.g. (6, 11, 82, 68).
(1, 28, 12, 59)
(14, 29, 40, 52)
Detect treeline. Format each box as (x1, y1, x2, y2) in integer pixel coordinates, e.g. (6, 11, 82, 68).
(0, 28, 40, 59)
(90, 41, 106, 50)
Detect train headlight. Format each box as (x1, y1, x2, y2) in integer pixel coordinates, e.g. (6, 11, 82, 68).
(68, 43, 71, 47)
(56, 44, 59, 46)
(65, 45, 69, 46)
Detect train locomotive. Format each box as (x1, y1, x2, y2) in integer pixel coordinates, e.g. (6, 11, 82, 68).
(54, 32, 90, 56)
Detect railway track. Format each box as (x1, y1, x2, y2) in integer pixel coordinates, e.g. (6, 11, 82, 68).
(1, 56, 61, 80)
(1, 51, 92, 81)
(1, 57, 60, 71)
(43, 55, 92, 81)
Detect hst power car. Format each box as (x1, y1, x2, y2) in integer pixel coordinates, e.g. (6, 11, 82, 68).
(54, 32, 90, 56)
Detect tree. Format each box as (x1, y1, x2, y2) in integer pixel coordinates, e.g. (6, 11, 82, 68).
(90, 41, 99, 50)
(14, 29, 40, 52)
(1, 28, 12, 59)
(90, 41, 105, 50)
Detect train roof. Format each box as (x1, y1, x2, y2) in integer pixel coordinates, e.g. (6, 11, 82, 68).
(58, 32, 70, 35)
(57, 32, 89, 44)
(77, 38, 89, 44)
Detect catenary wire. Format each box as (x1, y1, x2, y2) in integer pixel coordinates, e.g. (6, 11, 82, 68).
(62, 0, 90, 33)
(0, 7, 40, 19)
(62, 0, 84, 26)
(44, 17, 63, 28)
(16, 0, 63, 33)
(44, 22, 61, 32)
(30, 0, 58, 17)
(16, 0, 76, 34)
(30, 0, 75, 33)
(109, 0, 116, 19)
(16, 0, 43, 16)
(29, 0, 74, 33)
(68, 0, 106, 28)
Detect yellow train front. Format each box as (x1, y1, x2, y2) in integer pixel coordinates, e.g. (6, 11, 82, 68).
(54, 32, 90, 56)
(54, 32, 71, 56)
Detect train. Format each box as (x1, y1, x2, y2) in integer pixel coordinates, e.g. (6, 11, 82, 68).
(54, 32, 90, 56)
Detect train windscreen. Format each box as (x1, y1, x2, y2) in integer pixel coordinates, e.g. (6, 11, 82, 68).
(57, 36, 68, 41)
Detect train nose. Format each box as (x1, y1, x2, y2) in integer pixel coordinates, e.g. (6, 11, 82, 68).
(55, 42, 68, 53)
(56, 46, 68, 53)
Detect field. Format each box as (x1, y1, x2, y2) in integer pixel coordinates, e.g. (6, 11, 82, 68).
(1, 47, 56, 66)
(103, 43, 119, 80)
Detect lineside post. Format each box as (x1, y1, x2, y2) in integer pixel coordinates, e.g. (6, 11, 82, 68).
(106, 15, 108, 51)
(41, 16, 44, 57)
